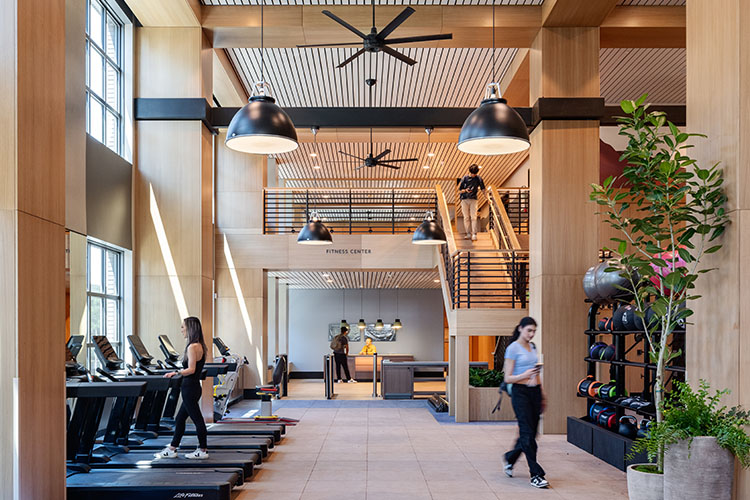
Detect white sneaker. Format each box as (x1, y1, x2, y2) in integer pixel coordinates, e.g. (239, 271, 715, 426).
(336, 379, 343, 383)
(185, 449, 209, 460)
(530, 476, 549, 488)
(464, 234, 471, 240)
(154, 447, 177, 459)
(347, 379, 357, 383)
(471, 234, 477, 241)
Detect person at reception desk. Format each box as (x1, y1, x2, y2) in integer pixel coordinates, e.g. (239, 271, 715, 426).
(359, 337, 377, 355)
(330, 327, 356, 383)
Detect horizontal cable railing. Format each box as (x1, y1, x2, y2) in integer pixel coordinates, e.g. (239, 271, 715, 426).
(264, 188, 438, 235)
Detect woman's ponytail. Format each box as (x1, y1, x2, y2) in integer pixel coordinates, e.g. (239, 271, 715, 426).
(510, 316, 537, 342)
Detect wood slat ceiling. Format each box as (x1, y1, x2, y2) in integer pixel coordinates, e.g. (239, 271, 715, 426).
(204, 1, 543, 5)
(617, 0, 685, 5)
(600, 48, 685, 105)
(228, 47, 517, 107)
(269, 270, 440, 289)
(275, 140, 528, 198)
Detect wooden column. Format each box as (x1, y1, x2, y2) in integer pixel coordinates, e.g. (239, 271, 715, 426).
(687, 1, 750, 497)
(454, 335, 471, 422)
(448, 335, 456, 417)
(214, 133, 269, 387)
(528, 27, 601, 434)
(134, 26, 215, 420)
(0, 0, 66, 498)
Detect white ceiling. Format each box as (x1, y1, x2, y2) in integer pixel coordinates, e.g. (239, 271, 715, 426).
(228, 47, 517, 108)
(600, 48, 685, 105)
(269, 270, 440, 289)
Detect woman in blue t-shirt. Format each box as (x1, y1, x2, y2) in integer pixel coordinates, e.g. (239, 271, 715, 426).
(502, 316, 549, 489)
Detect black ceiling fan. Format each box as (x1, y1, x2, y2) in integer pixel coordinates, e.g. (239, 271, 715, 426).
(296, 0, 453, 68)
(339, 128, 417, 171)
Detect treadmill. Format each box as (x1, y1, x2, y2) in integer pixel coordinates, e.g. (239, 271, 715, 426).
(158, 334, 287, 438)
(66, 381, 243, 500)
(86, 339, 264, 471)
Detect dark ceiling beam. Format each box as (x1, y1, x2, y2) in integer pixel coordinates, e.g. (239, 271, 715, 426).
(133, 97, 686, 130)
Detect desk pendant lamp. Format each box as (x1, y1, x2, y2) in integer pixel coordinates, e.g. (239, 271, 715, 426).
(225, 0, 298, 155)
(457, 1, 529, 155)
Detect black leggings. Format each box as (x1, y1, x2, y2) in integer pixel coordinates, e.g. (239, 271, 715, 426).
(333, 352, 351, 381)
(171, 381, 208, 450)
(505, 385, 545, 477)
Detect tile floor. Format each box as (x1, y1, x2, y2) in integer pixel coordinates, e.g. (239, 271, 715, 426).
(233, 400, 628, 500)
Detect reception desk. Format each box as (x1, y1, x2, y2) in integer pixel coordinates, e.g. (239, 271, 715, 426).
(346, 354, 413, 381)
(381, 360, 489, 399)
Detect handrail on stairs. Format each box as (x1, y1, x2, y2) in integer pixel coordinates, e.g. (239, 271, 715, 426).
(487, 186, 522, 251)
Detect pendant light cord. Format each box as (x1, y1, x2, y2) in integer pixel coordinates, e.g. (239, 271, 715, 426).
(261, 0, 265, 84)
(492, 0, 496, 83)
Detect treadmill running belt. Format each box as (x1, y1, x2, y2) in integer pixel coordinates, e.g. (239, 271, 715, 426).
(181, 423, 283, 441)
(67, 468, 240, 500)
(133, 435, 272, 456)
(90, 450, 261, 479)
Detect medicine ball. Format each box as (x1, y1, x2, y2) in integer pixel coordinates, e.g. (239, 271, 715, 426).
(577, 376, 595, 397)
(599, 344, 616, 361)
(588, 381, 604, 398)
(590, 403, 610, 421)
(583, 265, 602, 304)
(589, 341, 608, 359)
(621, 306, 644, 331)
(598, 409, 618, 429)
(597, 381, 622, 401)
(598, 317, 612, 331)
(612, 304, 632, 330)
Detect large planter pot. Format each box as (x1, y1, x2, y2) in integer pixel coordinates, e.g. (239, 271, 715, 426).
(468, 386, 515, 421)
(664, 437, 734, 500)
(627, 464, 663, 500)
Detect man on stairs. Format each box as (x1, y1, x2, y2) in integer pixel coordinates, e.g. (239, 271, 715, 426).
(458, 163, 487, 241)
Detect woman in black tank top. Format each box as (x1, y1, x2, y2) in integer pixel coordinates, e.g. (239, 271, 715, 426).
(154, 316, 210, 460)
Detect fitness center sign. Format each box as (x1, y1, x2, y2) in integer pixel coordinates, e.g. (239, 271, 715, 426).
(325, 248, 373, 255)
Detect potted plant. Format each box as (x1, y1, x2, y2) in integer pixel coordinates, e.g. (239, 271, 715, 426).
(629, 380, 750, 500)
(590, 94, 729, 498)
(468, 368, 513, 421)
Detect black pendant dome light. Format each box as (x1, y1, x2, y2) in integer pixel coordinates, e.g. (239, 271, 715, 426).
(375, 288, 384, 330)
(225, 0, 298, 155)
(340, 289, 349, 331)
(393, 287, 402, 329)
(358, 289, 366, 330)
(457, 1, 530, 155)
(297, 211, 333, 245)
(412, 211, 447, 245)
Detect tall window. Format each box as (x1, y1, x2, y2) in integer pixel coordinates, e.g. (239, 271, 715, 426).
(86, 0, 123, 154)
(87, 241, 123, 367)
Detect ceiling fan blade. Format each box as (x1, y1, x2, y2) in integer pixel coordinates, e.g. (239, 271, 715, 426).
(296, 42, 364, 48)
(373, 149, 392, 161)
(322, 10, 368, 39)
(385, 33, 454, 45)
(354, 164, 367, 171)
(337, 48, 366, 68)
(380, 46, 417, 66)
(378, 163, 402, 170)
(338, 151, 366, 161)
(377, 7, 415, 40)
(379, 158, 418, 163)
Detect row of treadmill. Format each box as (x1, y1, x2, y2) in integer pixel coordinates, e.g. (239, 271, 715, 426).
(65, 333, 286, 500)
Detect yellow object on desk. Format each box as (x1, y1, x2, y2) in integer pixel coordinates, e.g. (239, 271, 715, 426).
(359, 344, 377, 355)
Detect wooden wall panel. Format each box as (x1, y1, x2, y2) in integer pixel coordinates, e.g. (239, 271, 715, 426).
(530, 27, 600, 100)
(687, 2, 750, 497)
(136, 28, 204, 98)
(0, 1, 66, 497)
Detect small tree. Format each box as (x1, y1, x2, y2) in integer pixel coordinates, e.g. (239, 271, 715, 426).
(590, 94, 729, 470)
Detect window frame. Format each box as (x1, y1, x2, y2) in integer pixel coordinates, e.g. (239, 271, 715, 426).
(85, 0, 124, 155)
(86, 240, 125, 368)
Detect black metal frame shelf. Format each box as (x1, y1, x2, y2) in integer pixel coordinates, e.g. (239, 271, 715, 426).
(583, 356, 686, 374)
(576, 393, 656, 418)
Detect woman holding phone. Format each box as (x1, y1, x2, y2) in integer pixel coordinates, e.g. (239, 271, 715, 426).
(502, 316, 548, 489)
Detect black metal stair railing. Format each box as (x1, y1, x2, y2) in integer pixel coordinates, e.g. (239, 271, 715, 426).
(263, 188, 438, 235)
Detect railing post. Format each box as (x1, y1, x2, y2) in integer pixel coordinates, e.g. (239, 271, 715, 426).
(391, 189, 395, 234)
(372, 353, 378, 397)
(263, 189, 267, 234)
(466, 252, 471, 309)
(305, 190, 310, 221)
(511, 252, 516, 308)
(349, 189, 353, 234)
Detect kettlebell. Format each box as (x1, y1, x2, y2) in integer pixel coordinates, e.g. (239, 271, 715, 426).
(637, 419, 653, 439)
(618, 415, 638, 439)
